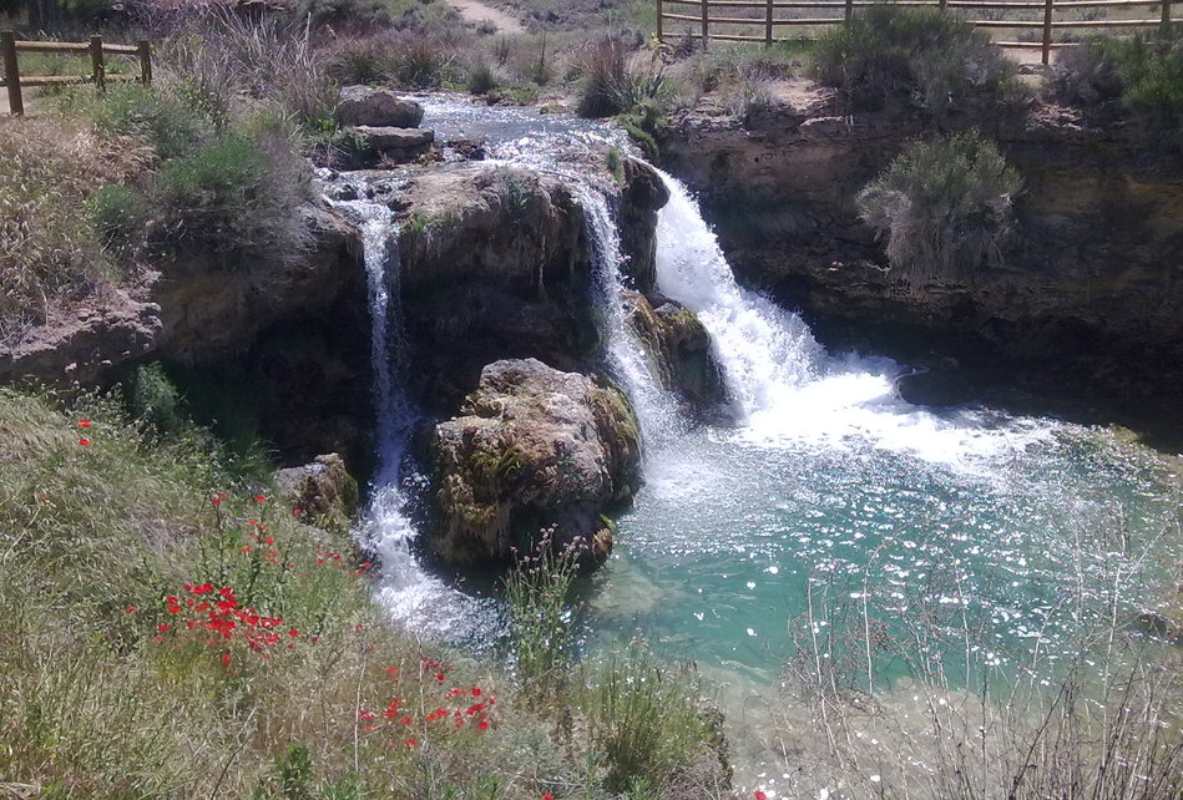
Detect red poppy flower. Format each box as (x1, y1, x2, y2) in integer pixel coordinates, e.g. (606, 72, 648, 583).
(359, 709, 376, 722)
(472, 686, 481, 697)
(211, 494, 224, 508)
(78, 418, 92, 429)
(434, 671, 446, 683)
(403, 737, 417, 749)
(157, 623, 171, 634)
(292, 506, 304, 519)
(385, 665, 399, 679)
(78, 437, 91, 447)
(288, 627, 299, 638)
(221, 652, 232, 668)
(754, 792, 768, 800)
(125, 604, 137, 614)
(542, 793, 554, 800)
(254, 494, 267, 505)
(477, 719, 490, 731)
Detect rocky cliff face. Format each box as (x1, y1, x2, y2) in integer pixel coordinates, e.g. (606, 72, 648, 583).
(661, 81, 1183, 428)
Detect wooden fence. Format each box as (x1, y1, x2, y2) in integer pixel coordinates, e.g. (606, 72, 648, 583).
(656, 0, 1178, 63)
(1, 31, 152, 116)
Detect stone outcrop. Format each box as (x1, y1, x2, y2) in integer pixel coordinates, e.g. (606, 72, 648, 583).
(617, 157, 670, 294)
(431, 358, 641, 565)
(623, 290, 726, 414)
(336, 86, 424, 128)
(275, 452, 360, 530)
(660, 78, 1183, 424)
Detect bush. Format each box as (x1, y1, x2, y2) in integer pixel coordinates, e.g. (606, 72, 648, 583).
(857, 131, 1022, 278)
(1056, 35, 1183, 145)
(0, 117, 152, 341)
(86, 83, 210, 160)
(129, 362, 186, 435)
(153, 121, 313, 265)
(814, 6, 1022, 118)
(87, 184, 148, 249)
(467, 60, 499, 95)
(581, 653, 716, 793)
(577, 37, 666, 118)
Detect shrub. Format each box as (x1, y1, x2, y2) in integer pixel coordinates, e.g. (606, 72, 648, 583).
(857, 131, 1022, 279)
(581, 652, 715, 793)
(577, 37, 666, 118)
(467, 60, 499, 95)
(153, 122, 313, 265)
(86, 83, 210, 160)
(129, 362, 186, 435)
(87, 183, 148, 250)
(1, 117, 152, 341)
(814, 6, 1022, 118)
(1051, 36, 1126, 106)
(1056, 35, 1183, 146)
(292, 0, 392, 29)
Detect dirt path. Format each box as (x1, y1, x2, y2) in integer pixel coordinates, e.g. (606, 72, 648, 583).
(450, 0, 524, 34)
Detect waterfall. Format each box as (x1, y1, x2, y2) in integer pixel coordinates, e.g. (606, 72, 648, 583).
(651, 169, 1049, 464)
(574, 184, 684, 442)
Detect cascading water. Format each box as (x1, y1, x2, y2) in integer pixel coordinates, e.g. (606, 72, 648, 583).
(574, 184, 684, 442)
(333, 198, 496, 636)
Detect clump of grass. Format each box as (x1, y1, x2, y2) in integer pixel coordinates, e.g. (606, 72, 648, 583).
(577, 36, 666, 118)
(814, 5, 1023, 118)
(857, 130, 1021, 279)
(0, 116, 153, 341)
(467, 60, 499, 95)
(153, 114, 313, 266)
(84, 82, 210, 160)
(504, 536, 578, 694)
(1055, 35, 1183, 148)
(580, 651, 717, 794)
(86, 182, 148, 250)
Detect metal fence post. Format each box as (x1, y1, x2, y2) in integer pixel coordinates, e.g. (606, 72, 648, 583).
(656, 0, 663, 43)
(2, 31, 22, 116)
(845, 0, 854, 25)
(766, 0, 774, 45)
(701, 0, 709, 50)
(1163, 0, 1172, 36)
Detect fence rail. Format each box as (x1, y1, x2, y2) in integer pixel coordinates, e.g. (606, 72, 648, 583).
(656, 0, 1177, 63)
(1, 30, 151, 116)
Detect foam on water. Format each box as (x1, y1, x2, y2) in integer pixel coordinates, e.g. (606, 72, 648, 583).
(654, 169, 1059, 468)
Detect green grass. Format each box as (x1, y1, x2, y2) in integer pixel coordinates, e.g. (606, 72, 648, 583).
(0, 388, 725, 798)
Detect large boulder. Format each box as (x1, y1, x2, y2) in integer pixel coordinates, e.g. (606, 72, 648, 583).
(275, 452, 360, 531)
(336, 86, 424, 128)
(623, 290, 726, 414)
(431, 358, 641, 566)
(337, 126, 435, 168)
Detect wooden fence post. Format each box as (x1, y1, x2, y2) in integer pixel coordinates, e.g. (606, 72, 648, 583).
(765, 0, 774, 45)
(701, 0, 709, 50)
(2, 30, 22, 116)
(1041, 0, 1054, 64)
(939, 0, 948, 9)
(845, 0, 854, 25)
(90, 34, 105, 93)
(1163, 0, 1172, 36)
(656, 0, 663, 43)
(137, 40, 152, 85)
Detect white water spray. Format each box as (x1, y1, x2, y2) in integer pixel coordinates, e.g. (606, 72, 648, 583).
(574, 184, 684, 442)
(652, 169, 1056, 465)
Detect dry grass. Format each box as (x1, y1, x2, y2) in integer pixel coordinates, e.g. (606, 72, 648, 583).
(0, 116, 152, 343)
